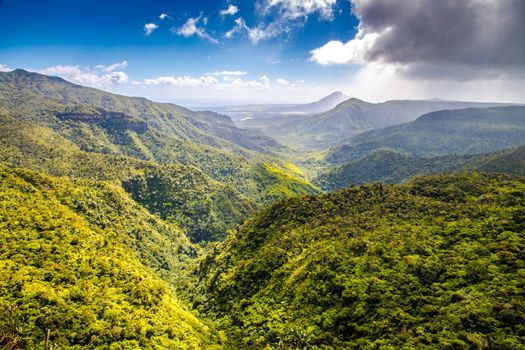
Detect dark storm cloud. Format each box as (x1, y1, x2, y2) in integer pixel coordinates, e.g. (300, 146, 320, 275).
(352, 0, 525, 69)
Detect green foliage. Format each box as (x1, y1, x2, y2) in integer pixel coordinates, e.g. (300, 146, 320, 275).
(0, 70, 319, 242)
(0, 164, 221, 349)
(316, 147, 525, 191)
(327, 106, 525, 165)
(0, 114, 255, 242)
(196, 173, 525, 349)
(122, 164, 256, 242)
(256, 98, 505, 151)
(252, 164, 321, 203)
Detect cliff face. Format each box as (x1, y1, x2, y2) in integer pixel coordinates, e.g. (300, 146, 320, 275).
(57, 111, 149, 133)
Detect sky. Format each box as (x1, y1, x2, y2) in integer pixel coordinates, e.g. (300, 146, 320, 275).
(0, 0, 524, 105)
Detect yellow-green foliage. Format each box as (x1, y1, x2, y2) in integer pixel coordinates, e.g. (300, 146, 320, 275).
(0, 114, 256, 242)
(196, 173, 525, 349)
(253, 163, 321, 203)
(0, 164, 221, 349)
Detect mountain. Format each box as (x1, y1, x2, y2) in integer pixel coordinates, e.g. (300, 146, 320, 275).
(0, 164, 222, 349)
(270, 91, 349, 114)
(327, 106, 525, 165)
(0, 69, 285, 157)
(0, 112, 258, 242)
(0, 70, 319, 241)
(195, 173, 525, 349)
(207, 92, 348, 127)
(316, 146, 525, 190)
(257, 98, 510, 150)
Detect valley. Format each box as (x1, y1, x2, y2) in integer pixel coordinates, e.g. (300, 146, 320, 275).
(1, 69, 524, 350)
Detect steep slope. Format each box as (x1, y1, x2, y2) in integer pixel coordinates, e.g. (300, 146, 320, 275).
(0, 164, 221, 349)
(196, 173, 525, 349)
(263, 98, 509, 150)
(0, 70, 320, 240)
(316, 146, 525, 190)
(0, 113, 256, 242)
(327, 106, 525, 165)
(0, 69, 282, 156)
(0, 70, 307, 195)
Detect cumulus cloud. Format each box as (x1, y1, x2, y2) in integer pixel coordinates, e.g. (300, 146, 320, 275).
(311, 0, 525, 81)
(220, 4, 239, 16)
(39, 62, 129, 87)
(159, 13, 170, 20)
(138, 73, 304, 90)
(144, 23, 159, 36)
(143, 75, 220, 87)
(95, 61, 128, 73)
(0, 64, 12, 72)
(259, 0, 337, 20)
(174, 16, 218, 44)
(225, 0, 337, 43)
(224, 17, 283, 43)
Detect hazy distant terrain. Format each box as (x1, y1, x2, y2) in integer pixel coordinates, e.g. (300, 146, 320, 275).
(204, 91, 348, 122)
(226, 96, 512, 150)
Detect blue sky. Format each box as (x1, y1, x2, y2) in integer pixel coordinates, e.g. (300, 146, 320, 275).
(1, 0, 524, 105)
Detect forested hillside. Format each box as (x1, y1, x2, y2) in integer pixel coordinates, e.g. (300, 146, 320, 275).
(0, 164, 222, 349)
(252, 98, 507, 150)
(0, 70, 319, 241)
(326, 106, 525, 165)
(196, 173, 525, 349)
(1, 70, 524, 350)
(316, 146, 525, 190)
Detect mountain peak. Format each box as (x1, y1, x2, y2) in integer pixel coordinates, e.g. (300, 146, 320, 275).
(319, 91, 347, 103)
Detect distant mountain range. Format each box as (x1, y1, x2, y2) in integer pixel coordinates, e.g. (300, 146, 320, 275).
(252, 98, 512, 150)
(326, 106, 525, 165)
(267, 91, 349, 114)
(204, 91, 348, 123)
(316, 146, 525, 190)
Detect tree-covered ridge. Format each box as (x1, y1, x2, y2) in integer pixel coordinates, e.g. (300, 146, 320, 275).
(0, 164, 222, 349)
(122, 165, 256, 242)
(315, 146, 525, 191)
(327, 106, 525, 165)
(252, 98, 507, 151)
(0, 70, 319, 230)
(196, 173, 525, 349)
(0, 113, 258, 242)
(0, 69, 283, 157)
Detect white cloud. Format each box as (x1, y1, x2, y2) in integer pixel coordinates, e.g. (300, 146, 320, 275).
(220, 4, 239, 16)
(130, 72, 323, 104)
(144, 23, 159, 36)
(159, 13, 170, 20)
(95, 61, 129, 73)
(175, 16, 218, 44)
(211, 70, 247, 76)
(143, 75, 220, 87)
(0, 64, 12, 72)
(224, 17, 280, 43)
(225, 0, 337, 44)
(307, 0, 525, 103)
(260, 0, 337, 20)
(138, 73, 305, 90)
(310, 31, 382, 65)
(39, 62, 129, 87)
(259, 75, 270, 84)
(341, 62, 525, 103)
